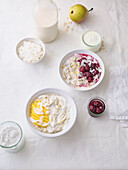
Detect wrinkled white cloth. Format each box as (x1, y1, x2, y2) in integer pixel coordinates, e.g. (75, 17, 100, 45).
(108, 65, 128, 127)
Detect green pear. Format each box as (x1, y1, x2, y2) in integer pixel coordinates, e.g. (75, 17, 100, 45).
(69, 4, 93, 23)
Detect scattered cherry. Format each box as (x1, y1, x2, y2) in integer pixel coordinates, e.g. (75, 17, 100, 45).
(88, 77, 93, 83)
(79, 66, 86, 73)
(91, 63, 96, 69)
(93, 70, 99, 75)
(85, 65, 90, 72)
(85, 72, 92, 78)
(83, 72, 86, 76)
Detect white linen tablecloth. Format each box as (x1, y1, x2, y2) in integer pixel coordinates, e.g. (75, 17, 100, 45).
(0, 0, 128, 169)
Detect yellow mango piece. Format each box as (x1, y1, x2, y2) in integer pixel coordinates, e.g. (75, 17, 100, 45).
(33, 101, 38, 106)
(31, 112, 41, 120)
(31, 114, 40, 120)
(43, 114, 49, 118)
(43, 113, 48, 117)
(31, 104, 36, 109)
(31, 114, 39, 120)
(31, 100, 50, 126)
(34, 122, 42, 127)
(43, 119, 49, 123)
(42, 106, 48, 111)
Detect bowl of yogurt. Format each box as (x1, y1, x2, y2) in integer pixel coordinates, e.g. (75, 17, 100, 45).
(16, 37, 45, 64)
(59, 50, 105, 91)
(0, 121, 25, 152)
(26, 88, 77, 137)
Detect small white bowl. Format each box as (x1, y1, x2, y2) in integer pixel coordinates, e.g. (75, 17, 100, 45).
(59, 50, 105, 91)
(16, 37, 45, 64)
(25, 88, 77, 137)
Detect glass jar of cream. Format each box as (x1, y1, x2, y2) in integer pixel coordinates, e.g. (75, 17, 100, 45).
(0, 121, 25, 152)
(82, 30, 102, 53)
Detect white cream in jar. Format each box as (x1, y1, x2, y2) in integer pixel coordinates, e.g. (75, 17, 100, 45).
(82, 31, 102, 52)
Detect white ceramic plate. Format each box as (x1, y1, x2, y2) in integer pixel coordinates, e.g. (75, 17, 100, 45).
(16, 37, 45, 64)
(25, 88, 77, 137)
(59, 50, 105, 91)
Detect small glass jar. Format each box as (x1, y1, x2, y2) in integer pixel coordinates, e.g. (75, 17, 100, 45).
(82, 30, 102, 53)
(87, 97, 106, 118)
(0, 121, 25, 152)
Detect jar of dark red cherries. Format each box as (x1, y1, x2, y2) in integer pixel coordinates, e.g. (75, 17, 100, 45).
(88, 97, 106, 117)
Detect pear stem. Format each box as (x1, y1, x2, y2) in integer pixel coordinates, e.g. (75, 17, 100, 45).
(88, 8, 93, 12)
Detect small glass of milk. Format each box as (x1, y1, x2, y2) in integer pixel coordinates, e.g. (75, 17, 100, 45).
(0, 121, 25, 152)
(34, 0, 58, 43)
(82, 30, 102, 53)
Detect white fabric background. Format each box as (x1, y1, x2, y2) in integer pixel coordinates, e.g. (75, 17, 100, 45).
(0, 0, 128, 169)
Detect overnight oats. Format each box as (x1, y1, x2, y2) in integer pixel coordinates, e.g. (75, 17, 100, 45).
(62, 53, 102, 88)
(30, 94, 70, 134)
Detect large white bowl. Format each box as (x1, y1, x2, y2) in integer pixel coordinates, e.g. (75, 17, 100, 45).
(16, 37, 45, 64)
(59, 50, 105, 91)
(25, 88, 77, 137)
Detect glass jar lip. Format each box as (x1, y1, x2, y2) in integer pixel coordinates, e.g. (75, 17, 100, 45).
(82, 30, 102, 47)
(0, 121, 23, 149)
(87, 97, 107, 116)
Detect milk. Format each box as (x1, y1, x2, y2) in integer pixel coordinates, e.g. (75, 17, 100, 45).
(34, 8, 58, 42)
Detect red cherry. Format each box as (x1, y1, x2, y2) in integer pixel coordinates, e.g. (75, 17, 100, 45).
(79, 66, 86, 73)
(88, 77, 93, 83)
(91, 63, 96, 69)
(96, 107, 102, 114)
(99, 105, 105, 112)
(85, 65, 90, 72)
(89, 104, 96, 113)
(90, 100, 94, 105)
(93, 70, 99, 75)
(93, 101, 99, 106)
(97, 101, 102, 106)
(85, 72, 92, 78)
(83, 72, 86, 76)
(77, 59, 82, 63)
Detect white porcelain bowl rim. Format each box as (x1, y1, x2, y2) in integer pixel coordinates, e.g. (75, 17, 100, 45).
(16, 37, 45, 64)
(25, 88, 77, 137)
(59, 49, 105, 91)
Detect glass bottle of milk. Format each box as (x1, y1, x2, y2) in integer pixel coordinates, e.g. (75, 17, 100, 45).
(34, 0, 58, 43)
